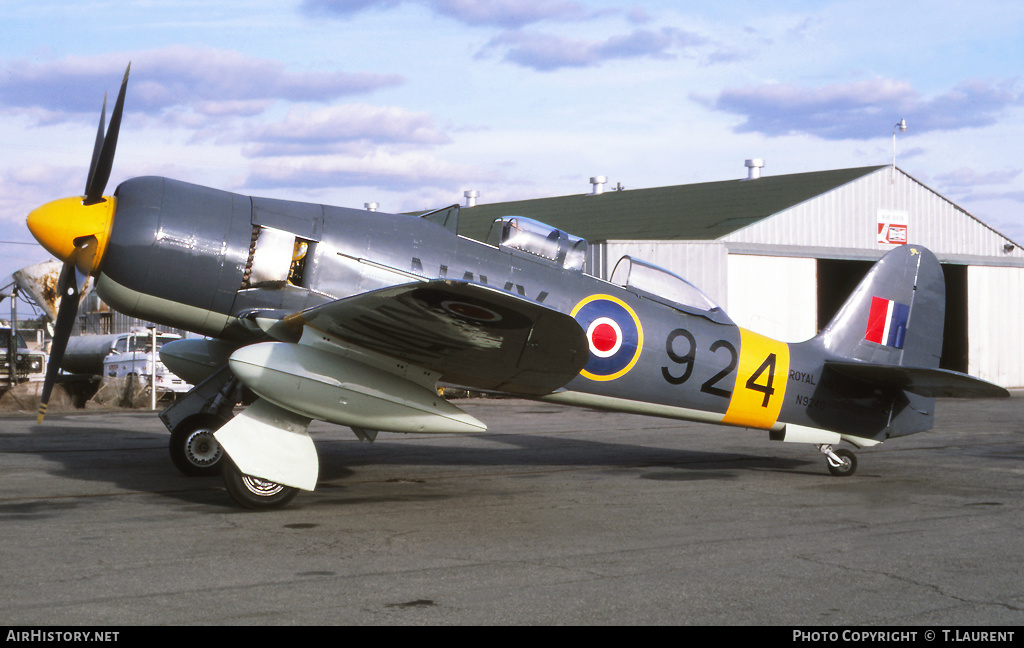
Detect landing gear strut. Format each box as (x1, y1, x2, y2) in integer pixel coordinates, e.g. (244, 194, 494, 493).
(819, 444, 857, 477)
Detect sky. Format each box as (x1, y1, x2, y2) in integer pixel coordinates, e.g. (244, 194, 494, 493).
(2, 0, 1023, 319)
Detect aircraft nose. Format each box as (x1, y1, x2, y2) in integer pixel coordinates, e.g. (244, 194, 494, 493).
(27, 195, 116, 274)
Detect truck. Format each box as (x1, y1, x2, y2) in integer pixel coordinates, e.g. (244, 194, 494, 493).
(0, 325, 47, 391)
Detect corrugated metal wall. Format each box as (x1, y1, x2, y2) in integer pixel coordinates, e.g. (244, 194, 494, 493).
(722, 167, 1024, 262)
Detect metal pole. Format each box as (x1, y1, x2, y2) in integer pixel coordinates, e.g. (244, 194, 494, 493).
(7, 286, 17, 388)
(891, 119, 906, 183)
(150, 326, 157, 410)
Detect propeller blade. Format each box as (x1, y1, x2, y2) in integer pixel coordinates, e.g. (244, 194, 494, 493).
(84, 92, 107, 198)
(84, 63, 130, 206)
(37, 259, 83, 423)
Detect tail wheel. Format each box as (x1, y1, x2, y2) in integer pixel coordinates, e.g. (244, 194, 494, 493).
(169, 414, 225, 476)
(222, 459, 299, 510)
(826, 447, 858, 477)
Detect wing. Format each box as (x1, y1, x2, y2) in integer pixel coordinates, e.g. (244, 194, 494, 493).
(825, 360, 1010, 399)
(263, 279, 589, 396)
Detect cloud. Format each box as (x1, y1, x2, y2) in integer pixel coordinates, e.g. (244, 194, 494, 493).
(300, 1, 718, 71)
(914, 79, 1024, 132)
(933, 167, 1024, 213)
(0, 164, 84, 232)
(625, 7, 653, 25)
(242, 104, 450, 156)
(301, 0, 589, 28)
(709, 78, 1024, 140)
(479, 27, 708, 71)
(301, 0, 400, 14)
(245, 151, 485, 193)
(0, 48, 404, 122)
(936, 167, 1022, 190)
(430, 0, 589, 28)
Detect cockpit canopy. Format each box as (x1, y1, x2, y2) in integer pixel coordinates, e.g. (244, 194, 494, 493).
(611, 256, 731, 323)
(486, 216, 588, 271)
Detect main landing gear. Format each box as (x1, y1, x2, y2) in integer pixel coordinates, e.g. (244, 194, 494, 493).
(819, 444, 857, 476)
(169, 413, 300, 510)
(161, 368, 305, 509)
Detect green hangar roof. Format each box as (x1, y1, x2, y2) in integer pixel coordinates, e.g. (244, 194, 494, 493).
(457, 165, 887, 243)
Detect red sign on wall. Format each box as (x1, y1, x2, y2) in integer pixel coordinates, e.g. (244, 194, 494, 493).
(878, 210, 908, 245)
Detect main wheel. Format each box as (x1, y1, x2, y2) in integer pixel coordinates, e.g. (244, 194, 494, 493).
(826, 448, 858, 477)
(169, 414, 225, 476)
(222, 459, 299, 510)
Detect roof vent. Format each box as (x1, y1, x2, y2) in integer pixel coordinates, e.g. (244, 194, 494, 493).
(364, 202, 378, 212)
(744, 159, 764, 180)
(464, 190, 478, 207)
(590, 176, 607, 195)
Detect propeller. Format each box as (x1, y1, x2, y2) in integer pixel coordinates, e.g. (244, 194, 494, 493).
(32, 63, 130, 423)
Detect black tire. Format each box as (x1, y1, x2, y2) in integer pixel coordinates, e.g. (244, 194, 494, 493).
(222, 459, 299, 510)
(827, 448, 858, 477)
(169, 414, 225, 476)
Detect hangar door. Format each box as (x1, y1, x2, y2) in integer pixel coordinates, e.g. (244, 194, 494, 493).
(816, 259, 967, 373)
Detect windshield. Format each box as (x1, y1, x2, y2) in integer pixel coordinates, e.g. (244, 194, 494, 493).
(0, 330, 28, 348)
(115, 333, 181, 353)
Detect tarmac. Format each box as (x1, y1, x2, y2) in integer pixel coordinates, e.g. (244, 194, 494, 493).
(1, 394, 1023, 626)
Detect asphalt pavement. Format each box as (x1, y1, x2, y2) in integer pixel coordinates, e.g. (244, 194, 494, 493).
(1, 394, 1022, 625)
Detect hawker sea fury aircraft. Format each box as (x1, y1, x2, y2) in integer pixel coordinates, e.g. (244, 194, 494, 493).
(28, 66, 1009, 508)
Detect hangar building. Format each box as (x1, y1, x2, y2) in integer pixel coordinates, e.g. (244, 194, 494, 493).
(457, 164, 1024, 388)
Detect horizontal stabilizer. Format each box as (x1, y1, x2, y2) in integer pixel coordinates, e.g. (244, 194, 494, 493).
(825, 361, 1010, 399)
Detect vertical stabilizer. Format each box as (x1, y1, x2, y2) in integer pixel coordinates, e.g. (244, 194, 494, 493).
(816, 245, 945, 369)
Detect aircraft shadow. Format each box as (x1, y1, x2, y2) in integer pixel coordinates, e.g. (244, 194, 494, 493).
(4, 418, 814, 510)
(314, 430, 812, 481)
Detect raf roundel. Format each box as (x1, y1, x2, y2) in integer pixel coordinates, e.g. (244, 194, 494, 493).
(571, 295, 644, 381)
(441, 300, 503, 323)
